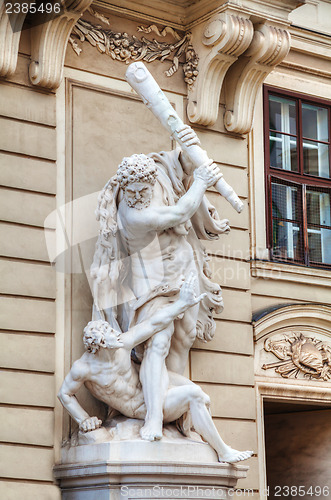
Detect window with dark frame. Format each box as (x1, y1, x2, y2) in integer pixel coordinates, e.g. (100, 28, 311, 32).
(264, 86, 331, 268)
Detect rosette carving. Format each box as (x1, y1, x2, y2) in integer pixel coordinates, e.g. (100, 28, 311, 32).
(224, 23, 291, 134)
(187, 14, 254, 126)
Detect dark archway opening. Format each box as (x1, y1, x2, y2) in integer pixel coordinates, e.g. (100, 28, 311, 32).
(264, 399, 331, 499)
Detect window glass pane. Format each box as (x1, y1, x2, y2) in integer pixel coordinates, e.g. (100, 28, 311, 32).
(270, 132, 298, 171)
(302, 103, 329, 142)
(269, 95, 296, 134)
(272, 220, 302, 261)
(303, 140, 329, 178)
(307, 190, 331, 226)
(272, 182, 298, 220)
(267, 90, 331, 268)
(306, 190, 331, 264)
(308, 228, 331, 264)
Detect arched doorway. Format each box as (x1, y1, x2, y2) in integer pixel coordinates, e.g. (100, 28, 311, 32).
(253, 304, 331, 499)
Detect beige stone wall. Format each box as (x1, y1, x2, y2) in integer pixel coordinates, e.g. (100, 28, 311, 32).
(1, 1, 330, 499)
(190, 131, 257, 490)
(0, 37, 60, 500)
(249, 3, 331, 496)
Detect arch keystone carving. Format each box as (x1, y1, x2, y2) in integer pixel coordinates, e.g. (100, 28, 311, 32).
(29, 0, 93, 89)
(224, 23, 291, 134)
(187, 13, 254, 126)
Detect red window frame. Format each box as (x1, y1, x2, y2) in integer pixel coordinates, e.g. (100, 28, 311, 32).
(263, 85, 331, 268)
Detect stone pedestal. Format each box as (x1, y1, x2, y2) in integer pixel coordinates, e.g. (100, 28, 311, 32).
(54, 426, 248, 500)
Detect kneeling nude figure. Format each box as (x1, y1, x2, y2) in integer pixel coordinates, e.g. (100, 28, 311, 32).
(58, 276, 253, 464)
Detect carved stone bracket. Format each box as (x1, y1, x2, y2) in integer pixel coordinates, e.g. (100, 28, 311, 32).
(0, 6, 27, 77)
(223, 23, 291, 134)
(187, 13, 254, 126)
(29, 0, 93, 89)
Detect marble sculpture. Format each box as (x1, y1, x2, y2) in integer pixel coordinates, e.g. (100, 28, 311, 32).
(58, 62, 253, 464)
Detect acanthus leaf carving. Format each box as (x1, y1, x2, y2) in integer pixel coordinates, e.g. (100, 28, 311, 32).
(29, 0, 93, 89)
(68, 10, 199, 90)
(187, 14, 254, 126)
(223, 23, 291, 134)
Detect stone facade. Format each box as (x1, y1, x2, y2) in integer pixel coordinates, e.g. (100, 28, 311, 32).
(1, 1, 331, 499)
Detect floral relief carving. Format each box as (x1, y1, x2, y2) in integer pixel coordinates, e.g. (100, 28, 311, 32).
(262, 332, 331, 381)
(69, 8, 199, 89)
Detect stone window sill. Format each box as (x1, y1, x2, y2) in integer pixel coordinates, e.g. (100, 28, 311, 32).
(251, 260, 331, 287)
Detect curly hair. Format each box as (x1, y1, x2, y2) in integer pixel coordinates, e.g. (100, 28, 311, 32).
(83, 320, 120, 354)
(116, 154, 157, 188)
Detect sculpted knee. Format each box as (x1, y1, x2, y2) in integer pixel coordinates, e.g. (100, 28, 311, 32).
(189, 385, 207, 404)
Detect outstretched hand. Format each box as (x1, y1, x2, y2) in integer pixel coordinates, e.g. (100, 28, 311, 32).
(179, 273, 206, 308)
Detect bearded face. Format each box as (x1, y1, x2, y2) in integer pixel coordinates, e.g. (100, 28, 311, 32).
(124, 181, 154, 209)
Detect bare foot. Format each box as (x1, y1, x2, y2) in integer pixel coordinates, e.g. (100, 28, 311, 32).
(218, 448, 253, 464)
(140, 419, 163, 441)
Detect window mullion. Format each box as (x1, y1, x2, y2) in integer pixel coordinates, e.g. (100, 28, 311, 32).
(299, 98, 309, 265)
(268, 174, 273, 259)
(298, 98, 304, 176)
(302, 184, 309, 266)
(264, 87, 272, 255)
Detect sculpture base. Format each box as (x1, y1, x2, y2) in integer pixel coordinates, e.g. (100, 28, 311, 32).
(54, 424, 248, 500)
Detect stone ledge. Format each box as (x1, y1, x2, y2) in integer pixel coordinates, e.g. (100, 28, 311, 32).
(251, 260, 331, 287)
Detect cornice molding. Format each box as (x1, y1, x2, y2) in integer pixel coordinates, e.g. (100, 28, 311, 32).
(92, 1, 306, 29)
(187, 13, 254, 126)
(290, 26, 331, 59)
(29, 0, 93, 89)
(93, 0, 187, 29)
(280, 60, 331, 80)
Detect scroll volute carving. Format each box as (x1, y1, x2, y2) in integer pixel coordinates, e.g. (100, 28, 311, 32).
(29, 0, 93, 89)
(223, 23, 291, 134)
(187, 13, 254, 126)
(0, 6, 27, 77)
